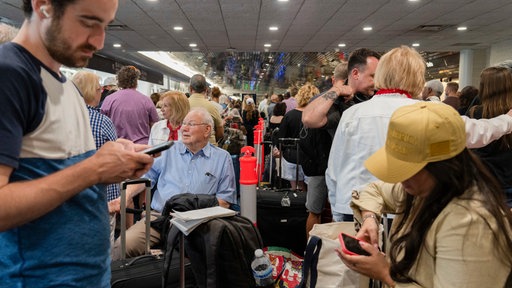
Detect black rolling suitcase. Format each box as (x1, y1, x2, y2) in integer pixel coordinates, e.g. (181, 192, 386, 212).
(257, 138, 308, 255)
(110, 178, 195, 288)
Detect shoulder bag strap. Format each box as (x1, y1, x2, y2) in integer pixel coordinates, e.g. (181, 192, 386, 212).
(298, 236, 322, 288)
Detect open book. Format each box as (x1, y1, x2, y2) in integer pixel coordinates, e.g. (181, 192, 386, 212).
(170, 206, 237, 235)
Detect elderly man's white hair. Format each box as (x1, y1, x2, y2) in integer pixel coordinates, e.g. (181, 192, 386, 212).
(188, 107, 214, 137)
(0, 23, 19, 44)
(425, 79, 444, 97)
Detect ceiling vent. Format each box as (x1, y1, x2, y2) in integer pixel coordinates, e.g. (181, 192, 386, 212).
(414, 25, 453, 32)
(451, 43, 479, 46)
(107, 24, 133, 31)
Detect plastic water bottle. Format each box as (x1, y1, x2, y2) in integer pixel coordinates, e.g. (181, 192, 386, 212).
(251, 249, 273, 287)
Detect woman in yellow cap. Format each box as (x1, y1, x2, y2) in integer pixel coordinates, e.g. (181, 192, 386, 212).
(336, 101, 512, 287)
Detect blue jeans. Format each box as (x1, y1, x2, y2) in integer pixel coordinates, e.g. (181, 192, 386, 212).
(332, 212, 354, 222)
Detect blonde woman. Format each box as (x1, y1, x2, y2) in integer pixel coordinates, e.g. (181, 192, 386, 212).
(72, 71, 118, 154)
(149, 91, 190, 145)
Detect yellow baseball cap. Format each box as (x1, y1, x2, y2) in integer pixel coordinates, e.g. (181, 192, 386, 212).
(364, 102, 466, 183)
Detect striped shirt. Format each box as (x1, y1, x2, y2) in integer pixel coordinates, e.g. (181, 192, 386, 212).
(87, 105, 120, 201)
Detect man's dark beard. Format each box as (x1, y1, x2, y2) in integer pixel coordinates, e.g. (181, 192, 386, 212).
(45, 18, 96, 68)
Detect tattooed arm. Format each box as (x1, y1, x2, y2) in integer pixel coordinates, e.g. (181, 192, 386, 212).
(302, 83, 353, 128)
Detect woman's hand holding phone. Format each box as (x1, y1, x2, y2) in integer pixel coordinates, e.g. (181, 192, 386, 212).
(335, 233, 392, 286)
(338, 233, 371, 256)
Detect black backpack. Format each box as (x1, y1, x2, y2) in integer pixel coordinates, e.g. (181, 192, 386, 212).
(151, 193, 219, 249)
(163, 198, 264, 287)
(298, 126, 332, 176)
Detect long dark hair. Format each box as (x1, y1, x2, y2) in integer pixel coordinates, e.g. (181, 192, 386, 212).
(272, 102, 286, 117)
(389, 149, 512, 283)
(478, 67, 512, 149)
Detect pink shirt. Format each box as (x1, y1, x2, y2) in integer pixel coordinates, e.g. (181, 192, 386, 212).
(101, 88, 159, 144)
(283, 97, 297, 113)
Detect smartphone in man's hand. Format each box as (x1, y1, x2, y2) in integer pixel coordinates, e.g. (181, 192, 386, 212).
(140, 141, 174, 155)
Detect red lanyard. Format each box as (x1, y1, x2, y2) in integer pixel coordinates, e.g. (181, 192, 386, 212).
(375, 88, 412, 98)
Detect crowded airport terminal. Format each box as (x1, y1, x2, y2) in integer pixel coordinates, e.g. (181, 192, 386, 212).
(0, 0, 512, 287)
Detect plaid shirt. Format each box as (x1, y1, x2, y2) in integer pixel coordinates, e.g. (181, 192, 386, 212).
(87, 105, 120, 201)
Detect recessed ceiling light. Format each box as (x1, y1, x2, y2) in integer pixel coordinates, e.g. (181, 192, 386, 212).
(408, 0, 420, 2)
(363, 26, 373, 31)
(113, 43, 122, 48)
(412, 43, 420, 47)
(189, 43, 197, 47)
(173, 26, 183, 31)
(264, 43, 271, 47)
(338, 43, 346, 47)
(457, 26, 467, 31)
(269, 26, 278, 31)
(278, 0, 289, 2)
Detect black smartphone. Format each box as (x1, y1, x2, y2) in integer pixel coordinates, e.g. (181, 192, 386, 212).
(140, 141, 174, 155)
(339, 232, 371, 256)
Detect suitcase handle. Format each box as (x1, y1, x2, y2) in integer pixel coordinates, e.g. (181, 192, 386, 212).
(121, 178, 152, 190)
(119, 254, 159, 268)
(120, 178, 152, 260)
(278, 138, 301, 190)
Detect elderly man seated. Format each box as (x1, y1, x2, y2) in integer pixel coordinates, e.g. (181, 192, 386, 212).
(112, 107, 237, 259)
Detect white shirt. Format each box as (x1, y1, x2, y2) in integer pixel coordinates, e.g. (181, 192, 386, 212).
(148, 119, 183, 146)
(326, 93, 417, 215)
(326, 93, 512, 216)
(258, 98, 268, 113)
(426, 95, 441, 101)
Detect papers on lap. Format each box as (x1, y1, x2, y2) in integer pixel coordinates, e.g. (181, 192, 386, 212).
(170, 206, 237, 235)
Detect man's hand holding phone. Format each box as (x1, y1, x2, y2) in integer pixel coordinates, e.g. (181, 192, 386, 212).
(91, 141, 154, 183)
